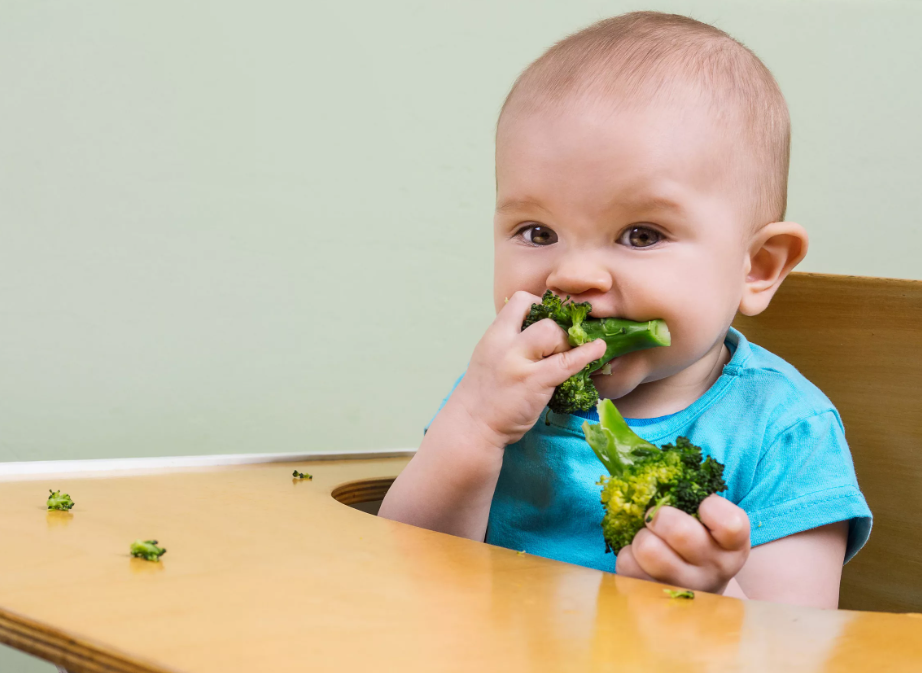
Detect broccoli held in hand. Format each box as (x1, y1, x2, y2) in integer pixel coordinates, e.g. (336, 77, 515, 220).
(46, 490, 75, 511)
(523, 291, 670, 414)
(582, 399, 727, 554)
(130, 540, 167, 562)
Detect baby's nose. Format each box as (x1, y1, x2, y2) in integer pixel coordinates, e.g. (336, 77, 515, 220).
(546, 255, 612, 297)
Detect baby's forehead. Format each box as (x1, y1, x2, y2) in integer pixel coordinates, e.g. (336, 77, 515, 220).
(500, 75, 784, 230)
(497, 18, 790, 226)
(501, 67, 743, 137)
(496, 94, 759, 231)
(497, 90, 744, 173)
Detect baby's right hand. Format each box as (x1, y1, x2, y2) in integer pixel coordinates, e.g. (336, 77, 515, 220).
(450, 291, 607, 449)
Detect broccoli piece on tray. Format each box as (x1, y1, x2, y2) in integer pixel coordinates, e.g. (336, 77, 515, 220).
(523, 291, 671, 414)
(46, 490, 75, 511)
(130, 540, 167, 562)
(582, 399, 727, 554)
(664, 589, 695, 599)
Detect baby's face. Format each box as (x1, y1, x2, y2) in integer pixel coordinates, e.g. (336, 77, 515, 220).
(494, 98, 753, 408)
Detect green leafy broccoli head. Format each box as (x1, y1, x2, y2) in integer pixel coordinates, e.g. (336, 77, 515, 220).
(46, 490, 75, 511)
(548, 370, 599, 415)
(130, 539, 167, 562)
(522, 291, 569, 329)
(522, 291, 670, 414)
(582, 399, 727, 554)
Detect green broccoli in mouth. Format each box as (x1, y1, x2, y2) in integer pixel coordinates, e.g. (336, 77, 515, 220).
(522, 291, 671, 414)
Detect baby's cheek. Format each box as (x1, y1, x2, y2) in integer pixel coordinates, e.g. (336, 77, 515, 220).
(656, 307, 727, 375)
(666, 273, 735, 339)
(492, 253, 549, 313)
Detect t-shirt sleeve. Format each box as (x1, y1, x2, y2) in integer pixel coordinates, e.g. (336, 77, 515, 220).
(738, 409, 872, 563)
(423, 373, 465, 435)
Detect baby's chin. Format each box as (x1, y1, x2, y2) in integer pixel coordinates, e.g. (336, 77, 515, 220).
(590, 356, 644, 401)
(590, 352, 665, 403)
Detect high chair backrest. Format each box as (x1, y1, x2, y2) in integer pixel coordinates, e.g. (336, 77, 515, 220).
(732, 272, 922, 613)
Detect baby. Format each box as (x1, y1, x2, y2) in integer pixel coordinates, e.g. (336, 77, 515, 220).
(379, 11, 870, 608)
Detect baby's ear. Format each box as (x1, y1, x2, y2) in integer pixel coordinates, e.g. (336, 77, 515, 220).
(738, 222, 809, 316)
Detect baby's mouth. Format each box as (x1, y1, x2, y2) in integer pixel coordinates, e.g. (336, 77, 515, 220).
(592, 358, 621, 377)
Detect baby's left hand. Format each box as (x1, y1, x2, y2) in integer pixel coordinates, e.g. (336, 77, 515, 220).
(615, 495, 751, 594)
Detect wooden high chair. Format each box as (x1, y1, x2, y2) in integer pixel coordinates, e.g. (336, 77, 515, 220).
(733, 272, 922, 612)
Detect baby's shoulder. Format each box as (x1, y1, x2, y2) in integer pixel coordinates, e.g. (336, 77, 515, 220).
(722, 333, 842, 436)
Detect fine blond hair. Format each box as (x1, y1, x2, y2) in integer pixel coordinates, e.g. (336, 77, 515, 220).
(499, 12, 791, 229)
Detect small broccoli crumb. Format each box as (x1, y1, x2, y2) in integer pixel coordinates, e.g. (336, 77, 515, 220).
(292, 470, 313, 480)
(664, 589, 695, 599)
(130, 540, 167, 562)
(46, 490, 74, 511)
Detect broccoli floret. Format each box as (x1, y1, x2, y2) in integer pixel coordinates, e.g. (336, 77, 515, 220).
(522, 290, 576, 329)
(523, 291, 671, 414)
(582, 399, 727, 554)
(46, 490, 74, 511)
(664, 589, 695, 599)
(292, 470, 313, 480)
(549, 369, 599, 415)
(130, 539, 167, 562)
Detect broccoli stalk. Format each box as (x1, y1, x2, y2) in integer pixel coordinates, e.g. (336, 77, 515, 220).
(130, 540, 167, 562)
(46, 490, 75, 511)
(582, 399, 727, 554)
(523, 291, 670, 414)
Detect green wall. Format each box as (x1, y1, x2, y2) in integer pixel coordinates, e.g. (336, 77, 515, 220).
(3, 0, 920, 465)
(6, 0, 919, 467)
(2, 0, 921, 670)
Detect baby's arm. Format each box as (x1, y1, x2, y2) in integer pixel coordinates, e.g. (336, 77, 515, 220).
(616, 497, 849, 608)
(727, 520, 848, 607)
(378, 292, 606, 541)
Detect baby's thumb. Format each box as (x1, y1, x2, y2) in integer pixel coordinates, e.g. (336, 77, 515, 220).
(539, 338, 607, 387)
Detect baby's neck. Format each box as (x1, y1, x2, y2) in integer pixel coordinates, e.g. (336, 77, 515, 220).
(607, 340, 732, 420)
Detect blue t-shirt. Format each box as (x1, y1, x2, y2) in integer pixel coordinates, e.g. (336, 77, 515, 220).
(430, 327, 872, 572)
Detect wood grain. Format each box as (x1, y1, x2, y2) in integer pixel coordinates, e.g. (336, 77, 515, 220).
(733, 272, 922, 612)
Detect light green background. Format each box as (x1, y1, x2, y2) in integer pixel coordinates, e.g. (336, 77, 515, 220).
(1, 0, 920, 668)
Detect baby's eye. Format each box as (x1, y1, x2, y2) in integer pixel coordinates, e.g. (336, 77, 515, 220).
(518, 224, 558, 246)
(619, 226, 662, 248)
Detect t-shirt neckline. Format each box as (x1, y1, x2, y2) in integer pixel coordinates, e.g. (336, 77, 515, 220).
(552, 327, 750, 443)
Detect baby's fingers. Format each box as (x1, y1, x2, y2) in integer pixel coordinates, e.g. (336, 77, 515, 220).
(494, 291, 544, 334)
(518, 318, 571, 359)
(535, 338, 607, 388)
(645, 505, 716, 566)
(613, 545, 656, 582)
(698, 495, 751, 552)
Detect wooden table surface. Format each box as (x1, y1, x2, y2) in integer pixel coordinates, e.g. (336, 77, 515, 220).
(1, 455, 921, 673)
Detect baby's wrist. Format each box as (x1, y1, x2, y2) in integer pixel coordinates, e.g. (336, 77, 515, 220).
(442, 394, 511, 452)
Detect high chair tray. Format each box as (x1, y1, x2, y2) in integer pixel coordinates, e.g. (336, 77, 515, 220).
(1, 449, 921, 673)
